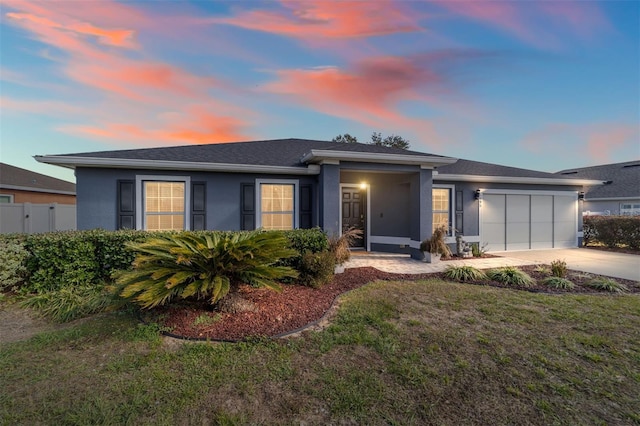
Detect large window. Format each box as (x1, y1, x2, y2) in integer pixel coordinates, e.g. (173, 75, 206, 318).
(136, 176, 190, 231)
(432, 187, 452, 234)
(256, 180, 298, 230)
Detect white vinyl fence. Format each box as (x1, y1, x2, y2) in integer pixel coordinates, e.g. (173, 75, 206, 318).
(0, 203, 76, 234)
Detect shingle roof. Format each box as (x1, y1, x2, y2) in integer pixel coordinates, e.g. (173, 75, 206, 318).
(60, 138, 447, 168)
(555, 161, 640, 199)
(0, 163, 76, 193)
(436, 158, 576, 180)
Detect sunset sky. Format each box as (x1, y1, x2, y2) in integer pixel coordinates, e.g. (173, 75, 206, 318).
(1, 0, 638, 183)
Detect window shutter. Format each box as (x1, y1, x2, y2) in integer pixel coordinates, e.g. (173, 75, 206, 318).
(241, 183, 255, 230)
(192, 182, 206, 230)
(456, 190, 463, 233)
(300, 184, 312, 229)
(117, 180, 135, 229)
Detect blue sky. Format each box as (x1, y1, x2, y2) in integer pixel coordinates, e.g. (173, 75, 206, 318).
(1, 0, 638, 183)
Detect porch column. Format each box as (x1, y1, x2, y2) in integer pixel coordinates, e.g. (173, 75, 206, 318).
(319, 164, 340, 236)
(409, 168, 433, 260)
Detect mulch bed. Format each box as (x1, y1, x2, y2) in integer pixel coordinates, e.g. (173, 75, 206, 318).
(144, 265, 639, 342)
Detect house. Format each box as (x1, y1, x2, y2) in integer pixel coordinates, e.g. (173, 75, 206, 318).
(0, 162, 76, 204)
(556, 161, 640, 216)
(35, 139, 601, 258)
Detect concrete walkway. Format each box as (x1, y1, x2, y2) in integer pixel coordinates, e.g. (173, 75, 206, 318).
(343, 248, 639, 281)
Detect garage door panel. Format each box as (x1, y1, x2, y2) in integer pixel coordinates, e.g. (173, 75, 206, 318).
(483, 223, 506, 251)
(482, 194, 505, 251)
(506, 195, 530, 250)
(554, 196, 576, 247)
(530, 195, 553, 249)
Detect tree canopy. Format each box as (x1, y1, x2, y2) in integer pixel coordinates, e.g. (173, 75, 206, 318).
(333, 132, 410, 150)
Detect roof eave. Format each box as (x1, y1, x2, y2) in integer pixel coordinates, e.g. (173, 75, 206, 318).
(300, 149, 458, 168)
(0, 183, 75, 195)
(35, 155, 321, 175)
(434, 173, 604, 186)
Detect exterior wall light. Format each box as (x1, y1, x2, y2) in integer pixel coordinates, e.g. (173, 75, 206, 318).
(474, 189, 481, 200)
(578, 192, 585, 201)
(360, 182, 367, 190)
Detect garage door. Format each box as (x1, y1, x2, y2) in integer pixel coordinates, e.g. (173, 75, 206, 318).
(481, 192, 577, 251)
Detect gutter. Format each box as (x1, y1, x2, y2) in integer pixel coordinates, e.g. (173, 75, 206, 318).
(34, 155, 322, 175)
(433, 173, 604, 186)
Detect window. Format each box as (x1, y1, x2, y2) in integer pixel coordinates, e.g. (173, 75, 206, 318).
(136, 176, 190, 230)
(0, 194, 13, 203)
(620, 203, 640, 216)
(432, 186, 453, 235)
(256, 180, 298, 230)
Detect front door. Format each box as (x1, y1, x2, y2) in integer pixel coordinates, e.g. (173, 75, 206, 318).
(341, 187, 365, 248)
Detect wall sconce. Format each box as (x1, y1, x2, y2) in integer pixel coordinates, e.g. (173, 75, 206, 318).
(474, 189, 481, 200)
(360, 182, 367, 190)
(578, 192, 585, 201)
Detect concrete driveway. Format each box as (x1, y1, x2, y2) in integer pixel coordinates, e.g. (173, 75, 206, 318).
(494, 248, 639, 281)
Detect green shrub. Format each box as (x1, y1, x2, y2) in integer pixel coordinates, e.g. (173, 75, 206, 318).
(278, 228, 329, 270)
(533, 265, 551, 275)
(487, 267, 535, 288)
(443, 265, 487, 282)
(471, 243, 487, 258)
(20, 283, 112, 322)
(0, 240, 29, 291)
(550, 259, 568, 278)
(24, 232, 100, 293)
(584, 277, 628, 293)
(542, 276, 575, 290)
(297, 251, 336, 288)
(583, 216, 640, 249)
(114, 231, 298, 309)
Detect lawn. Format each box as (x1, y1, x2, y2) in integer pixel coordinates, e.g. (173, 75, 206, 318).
(1, 279, 639, 425)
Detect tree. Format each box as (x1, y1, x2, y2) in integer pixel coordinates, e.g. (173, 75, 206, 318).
(332, 133, 359, 144)
(370, 132, 411, 150)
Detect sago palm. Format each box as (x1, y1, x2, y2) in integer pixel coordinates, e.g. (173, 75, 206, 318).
(113, 231, 298, 308)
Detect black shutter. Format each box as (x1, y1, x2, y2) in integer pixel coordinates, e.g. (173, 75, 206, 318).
(192, 182, 206, 230)
(455, 190, 463, 233)
(241, 183, 255, 230)
(300, 184, 312, 229)
(117, 180, 135, 229)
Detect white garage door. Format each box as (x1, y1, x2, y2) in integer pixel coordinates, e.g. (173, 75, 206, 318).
(481, 192, 577, 251)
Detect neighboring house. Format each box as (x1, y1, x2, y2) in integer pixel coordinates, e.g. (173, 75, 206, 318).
(35, 139, 601, 257)
(0, 162, 76, 204)
(556, 161, 640, 216)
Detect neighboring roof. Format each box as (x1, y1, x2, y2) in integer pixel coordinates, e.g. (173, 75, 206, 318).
(435, 158, 603, 186)
(0, 163, 76, 195)
(35, 138, 456, 174)
(555, 160, 640, 200)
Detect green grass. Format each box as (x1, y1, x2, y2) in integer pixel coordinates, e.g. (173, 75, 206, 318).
(1, 279, 639, 425)
(542, 276, 575, 290)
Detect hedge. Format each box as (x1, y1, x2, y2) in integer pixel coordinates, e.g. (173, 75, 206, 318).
(583, 215, 640, 249)
(0, 228, 329, 294)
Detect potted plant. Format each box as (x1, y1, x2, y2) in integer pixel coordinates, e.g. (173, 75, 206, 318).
(420, 226, 452, 263)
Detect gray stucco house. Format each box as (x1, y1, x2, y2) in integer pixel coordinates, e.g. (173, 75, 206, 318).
(556, 161, 640, 216)
(36, 139, 602, 258)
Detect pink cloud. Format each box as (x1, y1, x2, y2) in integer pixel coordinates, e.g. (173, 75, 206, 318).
(3, 0, 256, 145)
(263, 51, 491, 144)
(432, 0, 610, 49)
(215, 0, 422, 39)
(520, 122, 639, 164)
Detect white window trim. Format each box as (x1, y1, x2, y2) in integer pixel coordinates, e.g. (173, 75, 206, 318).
(255, 179, 299, 229)
(433, 184, 455, 236)
(135, 175, 191, 230)
(339, 183, 371, 252)
(0, 193, 14, 203)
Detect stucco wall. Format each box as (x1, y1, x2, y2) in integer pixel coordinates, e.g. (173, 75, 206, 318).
(75, 167, 318, 231)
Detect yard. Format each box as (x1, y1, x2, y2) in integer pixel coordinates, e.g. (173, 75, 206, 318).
(1, 278, 639, 425)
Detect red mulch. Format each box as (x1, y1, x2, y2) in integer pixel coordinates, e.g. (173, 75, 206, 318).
(144, 266, 639, 342)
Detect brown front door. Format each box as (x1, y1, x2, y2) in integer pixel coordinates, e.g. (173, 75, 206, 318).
(342, 187, 365, 248)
